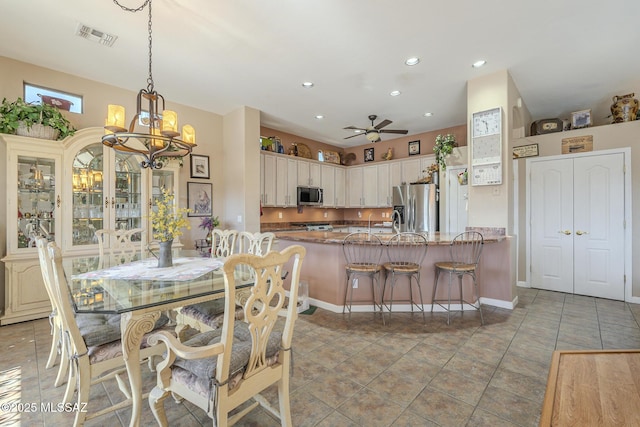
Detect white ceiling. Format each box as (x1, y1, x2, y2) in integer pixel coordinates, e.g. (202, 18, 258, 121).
(1, 0, 639, 148)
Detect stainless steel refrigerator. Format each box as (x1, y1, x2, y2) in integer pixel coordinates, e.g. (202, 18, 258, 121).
(391, 183, 438, 233)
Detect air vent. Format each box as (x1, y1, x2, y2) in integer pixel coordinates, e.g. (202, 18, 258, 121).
(75, 23, 118, 47)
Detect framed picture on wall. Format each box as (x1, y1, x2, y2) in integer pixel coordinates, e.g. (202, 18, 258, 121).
(187, 182, 212, 217)
(190, 154, 210, 179)
(364, 147, 374, 162)
(408, 140, 420, 156)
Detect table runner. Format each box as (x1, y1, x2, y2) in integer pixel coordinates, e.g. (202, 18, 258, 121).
(72, 257, 224, 282)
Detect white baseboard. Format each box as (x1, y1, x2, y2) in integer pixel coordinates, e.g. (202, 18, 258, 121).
(517, 280, 530, 288)
(308, 297, 517, 314)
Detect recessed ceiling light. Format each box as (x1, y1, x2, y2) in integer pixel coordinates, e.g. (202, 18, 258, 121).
(315, 115, 324, 119)
(472, 60, 487, 68)
(423, 112, 433, 117)
(302, 81, 314, 88)
(390, 90, 401, 97)
(405, 57, 420, 66)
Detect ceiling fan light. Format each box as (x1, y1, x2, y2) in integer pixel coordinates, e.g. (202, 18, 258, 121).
(366, 131, 380, 142)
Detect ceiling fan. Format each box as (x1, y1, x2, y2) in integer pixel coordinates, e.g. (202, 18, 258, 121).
(343, 115, 408, 142)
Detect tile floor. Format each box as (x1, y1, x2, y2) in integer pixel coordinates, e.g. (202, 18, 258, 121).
(2, 287, 640, 426)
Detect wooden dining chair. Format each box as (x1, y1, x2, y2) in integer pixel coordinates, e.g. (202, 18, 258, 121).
(43, 240, 173, 426)
(35, 238, 69, 388)
(210, 229, 238, 258)
(148, 244, 306, 427)
(95, 228, 144, 265)
(178, 231, 273, 333)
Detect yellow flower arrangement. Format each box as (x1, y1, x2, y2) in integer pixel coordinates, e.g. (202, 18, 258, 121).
(149, 187, 191, 242)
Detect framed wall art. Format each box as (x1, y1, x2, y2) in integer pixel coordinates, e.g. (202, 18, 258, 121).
(571, 109, 592, 129)
(190, 154, 210, 179)
(408, 140, 420, 156)
(364, 147, 375, 162)
(187, 182, 213, 217)
(512, 143, 539, 159)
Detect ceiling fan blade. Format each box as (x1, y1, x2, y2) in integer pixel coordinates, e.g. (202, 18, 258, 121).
(344, 133, 364, 139)
(374, 119, 392, 130)
(379, 129, 409, 134)
(343, 126, 366, 131)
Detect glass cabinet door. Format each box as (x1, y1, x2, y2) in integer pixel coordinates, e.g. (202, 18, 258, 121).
(16, 155, 58, 248)
(114, 153, 143, 232)
(71, 144, 105, 246)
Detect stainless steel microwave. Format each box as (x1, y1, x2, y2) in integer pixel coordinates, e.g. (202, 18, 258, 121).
(297, 186, 323, 206)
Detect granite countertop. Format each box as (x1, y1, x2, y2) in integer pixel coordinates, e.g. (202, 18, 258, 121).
(274, 231, 507, 245)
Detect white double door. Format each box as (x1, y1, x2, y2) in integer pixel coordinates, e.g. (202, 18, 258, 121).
(529, 152, 625, 300)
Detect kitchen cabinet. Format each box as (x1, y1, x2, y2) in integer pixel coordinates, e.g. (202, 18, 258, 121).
(275, 156, 297, 207)
(347, 166, 377, 207)
(319, 163, 347, 208)
(0, 128, 181, 325)
(402, 158, 422, 184)
(321, 165, 336, 208)
(297, 159, 321, 187)
(261, 153, 276, 206)
(334, 167, 346, 207)
(377, 163, 391, 206)
(529, 151, 626, 300)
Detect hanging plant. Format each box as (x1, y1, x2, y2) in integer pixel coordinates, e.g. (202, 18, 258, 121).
(433, 134, 457, 171)
(0, 97, 76, 140)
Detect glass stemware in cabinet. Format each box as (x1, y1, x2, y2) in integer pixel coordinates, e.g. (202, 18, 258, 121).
(17, 155, 56, 248)
(115, 154, 143, 233)
(71, 144, 104, 246)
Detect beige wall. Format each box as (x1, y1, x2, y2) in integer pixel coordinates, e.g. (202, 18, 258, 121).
(515, 120, 640, 296)
(0, 56, 224, 248)
(343, 125, 467, 166)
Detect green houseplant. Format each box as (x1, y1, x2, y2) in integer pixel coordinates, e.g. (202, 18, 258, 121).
(0, 97, 76, 140)
(433, 133, 457, 171)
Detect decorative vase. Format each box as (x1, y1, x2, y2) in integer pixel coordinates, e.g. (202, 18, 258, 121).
(610, 93, 639, 123)
(158, 240, 173, 268)
(205, 231, 212, 244)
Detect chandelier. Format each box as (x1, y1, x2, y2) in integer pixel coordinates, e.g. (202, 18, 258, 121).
(102, 0, 196, 169)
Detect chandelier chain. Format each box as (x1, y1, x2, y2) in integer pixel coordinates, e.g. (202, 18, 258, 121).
(112, 0, 154, 92)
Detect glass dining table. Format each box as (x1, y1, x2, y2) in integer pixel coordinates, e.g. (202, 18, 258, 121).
(62, 249, 247, 427)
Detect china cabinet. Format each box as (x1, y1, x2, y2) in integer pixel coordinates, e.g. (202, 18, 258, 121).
(0, 128, 181, 324)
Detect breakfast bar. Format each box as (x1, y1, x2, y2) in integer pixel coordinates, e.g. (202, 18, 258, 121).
(274, 230, 517, 312)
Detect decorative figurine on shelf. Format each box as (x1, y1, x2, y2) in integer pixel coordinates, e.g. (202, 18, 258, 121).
(458, 169, 468, 185)
(149, 187, 191, 268)
(381, 147, 393, 160)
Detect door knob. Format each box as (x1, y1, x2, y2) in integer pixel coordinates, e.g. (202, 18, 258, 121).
(575, 230, 589, 235)
(558, 230, 571, 235)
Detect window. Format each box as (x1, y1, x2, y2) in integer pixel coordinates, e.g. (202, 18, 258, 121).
(24, 82, 83, 114)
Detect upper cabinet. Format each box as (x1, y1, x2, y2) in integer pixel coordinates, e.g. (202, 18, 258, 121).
(297, 159, 321, 187)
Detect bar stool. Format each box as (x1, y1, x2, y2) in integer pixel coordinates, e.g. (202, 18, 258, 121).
(342, 232, 384, 321)
(431, 231, 484, 325)
(382, 232, 428, 324)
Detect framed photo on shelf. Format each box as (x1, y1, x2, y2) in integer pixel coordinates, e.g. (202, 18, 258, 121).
(571, 109, 592, 129)
(408, 140, 420, 156)
(190, 154, 210, 179)
(187, 182, 213, 217)
(364, 147, 375, 162)
(512, 143, 539, 159)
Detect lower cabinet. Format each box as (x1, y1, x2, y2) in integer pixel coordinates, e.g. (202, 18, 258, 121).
(2, 258, 51, 325)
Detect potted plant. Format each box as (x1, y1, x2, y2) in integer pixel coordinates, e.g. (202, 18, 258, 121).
(433, 133, 457, 171)
(0, 97, 76, 140)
